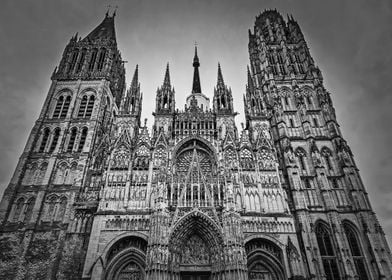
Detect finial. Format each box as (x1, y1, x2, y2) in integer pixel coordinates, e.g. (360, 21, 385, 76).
(144, 118, 147, 127)
(113, 5, 118, 17)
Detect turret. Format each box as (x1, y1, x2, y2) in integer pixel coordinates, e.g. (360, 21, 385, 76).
(155, 63, 175, 114)
(213, 63, 233, 114)
(120, 65, 142, 120)
(244, 66, 266, 120)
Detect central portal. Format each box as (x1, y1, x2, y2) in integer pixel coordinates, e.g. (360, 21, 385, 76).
(180, 272, 210, 280)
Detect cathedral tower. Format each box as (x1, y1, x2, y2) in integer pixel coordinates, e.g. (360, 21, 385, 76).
(0, 12, 126, 279)
(247, 9, 392, 279)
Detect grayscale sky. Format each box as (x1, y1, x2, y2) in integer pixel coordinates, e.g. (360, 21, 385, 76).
(1, 0, 392, 243)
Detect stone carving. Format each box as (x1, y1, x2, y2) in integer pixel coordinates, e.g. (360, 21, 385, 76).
(181, 235, 210, 265)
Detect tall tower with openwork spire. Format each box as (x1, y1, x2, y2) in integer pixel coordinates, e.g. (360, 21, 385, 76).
(247, 9, 392, 280)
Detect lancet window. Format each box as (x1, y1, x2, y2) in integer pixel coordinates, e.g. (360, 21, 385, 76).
(315, 223, 341, 280)
(78, 95, 95, 118)
(49, 128, 60, 153)
(39, 128, 50, 152)
(53, 95, 71, 119)
(343, 223, 368, 280)
(67, 127, 77, 152)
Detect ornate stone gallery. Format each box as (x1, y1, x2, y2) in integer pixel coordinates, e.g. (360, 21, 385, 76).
(0, 8, 391, 280)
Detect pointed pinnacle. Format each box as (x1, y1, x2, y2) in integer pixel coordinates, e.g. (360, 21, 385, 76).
(131, 64, 138, 88)
(247, 65, 254, 90)
(163, 63, 171, 86)
(217, 63, 224, 86)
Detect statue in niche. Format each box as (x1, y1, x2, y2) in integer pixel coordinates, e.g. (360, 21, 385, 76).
(311, 150, 322, 167)
(156, 182, 166, 199)
(227, 182, 234, 198)
(285, 148, 295, 164)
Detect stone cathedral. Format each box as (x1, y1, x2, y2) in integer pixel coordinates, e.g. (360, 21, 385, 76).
(0, 9, 391, 280)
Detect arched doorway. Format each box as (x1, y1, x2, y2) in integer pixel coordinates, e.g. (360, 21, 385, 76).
(105, 236, 148, 280)
(246, 238, 286, 280)
(168, 210, 224, 280)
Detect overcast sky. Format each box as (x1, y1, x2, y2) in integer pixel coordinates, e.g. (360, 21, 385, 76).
(1, 0, 392, 243)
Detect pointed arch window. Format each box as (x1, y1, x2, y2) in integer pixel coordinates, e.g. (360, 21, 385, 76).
(49, 128, 60, 153)
(60, 96, 71, 118)
(46, 196, 57, 221)
(343, 223, 368, 280)
(78, 95, 88, 118)
(322, 148, 333, 170)
(78, 95, 95, 118)
(23, 198, 35, 223)
(76, 48, 87, 73)
(316, 223, 341, 280)
(67, 127, 77, 152)
(295, 148, 307, 171)
(97, 48, 107, 71)
(56, 197, 67, 222)
(77, 127, 88, 152)
(39, 128, 50, 153)
(85, 95, 95, 118)
(12, 198, 24, 222)
(68, 49, 79, 74)
(53, 96, 64, 118)
(53, 95, 71, 119)
(88, 48, 98, 71)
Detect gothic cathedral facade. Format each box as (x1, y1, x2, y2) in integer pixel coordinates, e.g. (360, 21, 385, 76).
(0, 9, 391, 280)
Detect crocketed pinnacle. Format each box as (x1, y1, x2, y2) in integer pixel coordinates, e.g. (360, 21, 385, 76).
(130, 65, 139, 89)
(163, 63, 171, 87)
(217, 63, 225, 87)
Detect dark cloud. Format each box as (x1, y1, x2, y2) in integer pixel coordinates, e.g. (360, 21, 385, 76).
(0, 0, 391, 244)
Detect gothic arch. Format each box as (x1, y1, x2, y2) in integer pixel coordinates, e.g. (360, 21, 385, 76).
(278, 86, 292, 97)
(168, 210, 224, 273)
(245, 237, 286, 280)
(102, 234, 148, 280)
(314, 220, 342, 279)
(342, 220, 369, 279)
(100, 233, 148, 266)
(78, 87, 97, 97)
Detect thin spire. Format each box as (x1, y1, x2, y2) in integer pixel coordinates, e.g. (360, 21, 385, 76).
(163, 63, 171, 86)
(131, 64, 138, 88)
(192, 46, 201, 93)
(217, 62, 224, 86)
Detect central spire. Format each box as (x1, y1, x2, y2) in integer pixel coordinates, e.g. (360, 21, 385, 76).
(192, 46, 202, 93)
